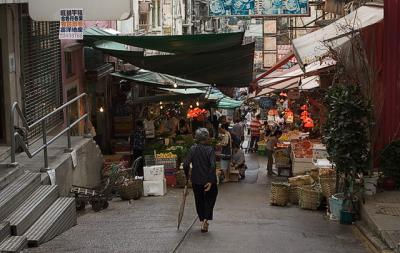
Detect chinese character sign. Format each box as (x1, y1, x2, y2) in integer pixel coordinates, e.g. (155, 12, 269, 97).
(59, 9, 83, 40)
(209, 0, 308, 16)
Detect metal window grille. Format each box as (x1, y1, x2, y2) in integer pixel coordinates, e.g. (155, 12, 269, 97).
(20, 8, 63, 140)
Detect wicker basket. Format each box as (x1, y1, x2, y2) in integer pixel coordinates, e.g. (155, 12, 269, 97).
(299, 185, 321, 210)
(319, 176, 336, 199)
(270, 182, 290, 206)
(289, 186, 301, 205)
(118, 179, 143, 200)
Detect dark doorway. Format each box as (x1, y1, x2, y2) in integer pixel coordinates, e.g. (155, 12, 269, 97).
(0, 39, 5, 143)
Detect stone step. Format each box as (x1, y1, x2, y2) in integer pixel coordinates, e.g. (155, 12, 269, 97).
(0, 236, 27, 253)
(0, 167, 23, 192)
(0, 172, 41, 221)
(24, 197, 76, 247)
(5, 185, 59, 236)
(0, 221, 10, 243)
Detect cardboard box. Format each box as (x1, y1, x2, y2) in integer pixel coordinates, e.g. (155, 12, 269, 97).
(143, 179, 167, 196)
(143, 165, 164, 181)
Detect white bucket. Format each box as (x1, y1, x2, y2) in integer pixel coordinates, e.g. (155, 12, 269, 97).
(364, 176, 378, 195)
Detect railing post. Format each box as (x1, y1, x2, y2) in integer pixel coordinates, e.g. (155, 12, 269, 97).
(10, 103, 17, 166)
(66, 105, 72, 150)
(42, 121, 48, 169)
(83, 95, 91, 138)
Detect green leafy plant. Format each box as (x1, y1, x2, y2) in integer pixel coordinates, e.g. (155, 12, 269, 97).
(323, 85, 371, 212)
(380, 140, 400, 187)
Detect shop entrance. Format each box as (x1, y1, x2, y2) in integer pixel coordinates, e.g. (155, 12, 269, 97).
(0, 39, 5, 143)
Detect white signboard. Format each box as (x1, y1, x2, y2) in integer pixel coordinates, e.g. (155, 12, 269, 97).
(59, 9, 83, 40)
(29, 0, 131, 21)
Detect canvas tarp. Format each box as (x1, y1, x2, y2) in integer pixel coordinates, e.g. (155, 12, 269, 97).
(84, 27, 244, 54)
(111, 70, 210, 88)
(292, 6, 384, 68)
(101, 43, 255, 87)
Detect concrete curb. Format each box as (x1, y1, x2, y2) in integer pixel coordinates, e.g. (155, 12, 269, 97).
(354, 221, 395, 253)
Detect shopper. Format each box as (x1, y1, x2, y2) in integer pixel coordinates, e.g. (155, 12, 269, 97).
(249, 114, 262, 152)
(183, 128, 218, 233)
(265, 130, 282, 176)
(176, 118, 190, 135)
(130, 121, 146, 176)
(231, 143, 246, 179)
(231, 118, 244, 147)
(218, 123, 232, 183)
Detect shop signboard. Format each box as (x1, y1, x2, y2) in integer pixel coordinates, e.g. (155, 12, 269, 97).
(209, 0, 309, 17)
(59, 9, 83, 40)
(288, 89, 300, 100)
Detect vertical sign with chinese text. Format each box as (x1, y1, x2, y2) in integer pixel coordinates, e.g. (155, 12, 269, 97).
(59, 9, 83, 40)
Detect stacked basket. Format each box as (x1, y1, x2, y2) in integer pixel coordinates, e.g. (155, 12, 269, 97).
(270, 182, 290, 206)
(299, 185, 321, 210)
(319, 168, 336, 199)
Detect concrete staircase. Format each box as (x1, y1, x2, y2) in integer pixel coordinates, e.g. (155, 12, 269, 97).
(0, 170, 76, 252)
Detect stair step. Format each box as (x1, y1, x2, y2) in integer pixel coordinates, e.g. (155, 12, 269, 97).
(24, 198, 76, 247)
(6, 185, 59, 236)
(0, 172, 41, 221)
(0, 236, 27, 253)
(0, 222, 10, 243)
(0, 167, 23, 192)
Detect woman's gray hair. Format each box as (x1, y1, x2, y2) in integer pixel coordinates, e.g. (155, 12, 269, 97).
(195, 128, 210, 142)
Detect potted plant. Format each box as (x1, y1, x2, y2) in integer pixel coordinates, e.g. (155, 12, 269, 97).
(323, 84, 371, 224)
(380, 140, 400, 190)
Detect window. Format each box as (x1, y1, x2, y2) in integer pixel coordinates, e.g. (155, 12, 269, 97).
(65, 52, 74, 77)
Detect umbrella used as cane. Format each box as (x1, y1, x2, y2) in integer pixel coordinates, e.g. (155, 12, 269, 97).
(177, 184, 188, 230)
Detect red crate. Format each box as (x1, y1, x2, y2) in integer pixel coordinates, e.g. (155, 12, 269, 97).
(165, 175, 177, 187)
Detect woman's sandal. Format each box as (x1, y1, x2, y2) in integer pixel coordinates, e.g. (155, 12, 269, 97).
(201, 221, 209, 233)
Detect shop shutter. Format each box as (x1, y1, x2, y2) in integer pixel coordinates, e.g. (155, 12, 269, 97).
(20, 7, 63, 140)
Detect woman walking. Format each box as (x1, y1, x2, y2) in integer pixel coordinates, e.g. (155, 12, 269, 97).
(183, 128, 218, 233)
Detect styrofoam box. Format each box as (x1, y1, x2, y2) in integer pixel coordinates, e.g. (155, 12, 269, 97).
(143, 179, 167, 196)
(144, 165, 164, 181)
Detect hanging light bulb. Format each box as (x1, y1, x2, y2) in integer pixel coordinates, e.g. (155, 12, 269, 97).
(160, 101, 163, 105)
(196, 101, 199, 107)
(160, 106, 163, 110)
(180, 101, 184, 106)
(173, 83, 178, 88)
(99, 107, 104, 113)
(190, 105, 193, 109)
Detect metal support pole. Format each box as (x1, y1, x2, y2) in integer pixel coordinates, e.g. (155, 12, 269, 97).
(83, 95, 91, 138)
(10, 104, 16, 165)
(42, 121, 48, 169)
(66, 105, 71, 150)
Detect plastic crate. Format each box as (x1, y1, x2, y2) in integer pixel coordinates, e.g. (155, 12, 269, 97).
(155, 158, 177, 170)
(144, 155, 156, 166)
(165, 175, 177, 187)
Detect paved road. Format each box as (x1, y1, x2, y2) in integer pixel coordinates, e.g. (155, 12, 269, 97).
(28, 153, 369, 253)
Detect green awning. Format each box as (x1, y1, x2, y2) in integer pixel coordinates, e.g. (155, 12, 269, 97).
(84, 27, 244, 54)
(111, 70, 210, 88)
(101, 43, 255, 87)
(131, 93, 201, 104)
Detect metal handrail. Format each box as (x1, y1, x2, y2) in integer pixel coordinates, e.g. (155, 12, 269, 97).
(10, 93, 90, 169)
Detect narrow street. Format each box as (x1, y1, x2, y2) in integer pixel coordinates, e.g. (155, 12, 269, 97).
(28, 153, 368, 253)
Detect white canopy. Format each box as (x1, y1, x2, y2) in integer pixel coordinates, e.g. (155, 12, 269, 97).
(292, 6, 384, 68)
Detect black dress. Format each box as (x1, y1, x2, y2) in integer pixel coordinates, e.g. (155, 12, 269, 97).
(183, 144, 218, 221)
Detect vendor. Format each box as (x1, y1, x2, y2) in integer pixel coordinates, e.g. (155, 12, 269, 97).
(129, 121, 145, 176)
(176, 118, 191, 135)
(265, 130, 282, 177)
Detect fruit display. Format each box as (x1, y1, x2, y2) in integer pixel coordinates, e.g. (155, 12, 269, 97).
(319, 168, 336, 177)
(279, 130, 303, 142)
(288, 175, 313, 187)
(156, 152, 177, 159)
